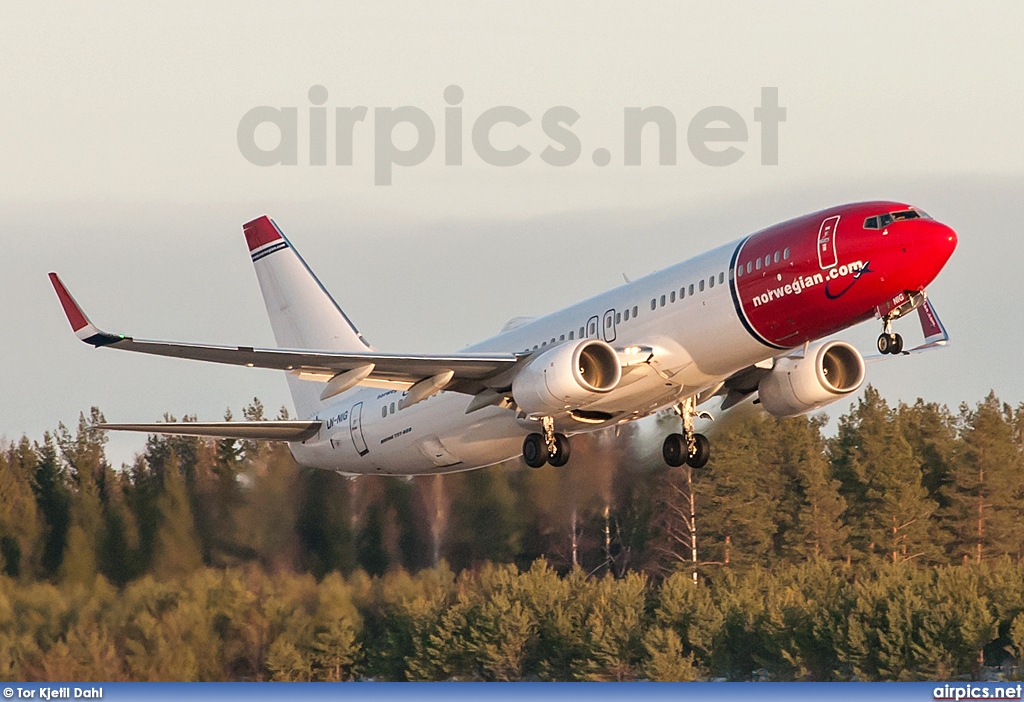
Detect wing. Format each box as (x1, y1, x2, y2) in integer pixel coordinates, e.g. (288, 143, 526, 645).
(49, 273, 522, 397)
(100, 421, 322, 442)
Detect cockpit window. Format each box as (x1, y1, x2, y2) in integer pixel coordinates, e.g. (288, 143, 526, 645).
(865, 209, 926, 229)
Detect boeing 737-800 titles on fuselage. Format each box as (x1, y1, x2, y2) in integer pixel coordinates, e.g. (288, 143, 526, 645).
(50, 201, 956, 475)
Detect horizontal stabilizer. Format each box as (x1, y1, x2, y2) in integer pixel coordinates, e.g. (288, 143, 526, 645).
(100, 420, 322, 442)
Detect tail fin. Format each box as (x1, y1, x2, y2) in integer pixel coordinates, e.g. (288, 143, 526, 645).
(244, 216, 370, 418)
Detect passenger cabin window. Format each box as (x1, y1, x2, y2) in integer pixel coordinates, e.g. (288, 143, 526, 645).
(708, 276, 715, 288)
(660, 295, 666, 307)
(651, 299, 657, 311)
(623, 309, 629, 321)
(382, 406, 387, 418)
(688, 284, 694, 296)
(580, 327, 585, 337)
(746, 262, 753, 273)
(774, 251, 780, 263)
(699, 280, 705, 292)
(569, 330, 574, 339)
(783, 247, 790, 259)
(390, 402, 395, 413)
(680, 286, 686, 298)
(764, 254, 771, 267)
(632, 305, 638, 317)
(559, 334, 565, 341)
(615, 312, 621, 323)
(755, 258, 761, 270)
(719, 272, 725, 284)
(670, 291, 676, 303)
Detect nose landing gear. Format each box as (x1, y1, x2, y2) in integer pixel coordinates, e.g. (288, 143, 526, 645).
(877, 316, 904, 355)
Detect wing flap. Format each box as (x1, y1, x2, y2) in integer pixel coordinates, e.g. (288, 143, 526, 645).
(100, 420, 322, 442)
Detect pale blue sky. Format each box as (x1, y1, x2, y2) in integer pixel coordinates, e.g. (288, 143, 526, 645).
(2, 2, 1022, 465)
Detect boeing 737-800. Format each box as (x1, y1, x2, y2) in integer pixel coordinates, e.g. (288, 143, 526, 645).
(50, 201, 957, 475)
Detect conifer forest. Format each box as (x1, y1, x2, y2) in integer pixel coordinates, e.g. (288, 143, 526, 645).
(3, 387, 1024, 681)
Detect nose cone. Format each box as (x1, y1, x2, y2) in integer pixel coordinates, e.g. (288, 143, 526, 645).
(930, 221, 958, 270)
(907, 220, 957, 289)
(940, 222, 958, 259)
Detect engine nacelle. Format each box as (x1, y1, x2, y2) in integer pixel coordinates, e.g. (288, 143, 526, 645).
(758, 340, 865, 417)
(512, 339, 622, 417)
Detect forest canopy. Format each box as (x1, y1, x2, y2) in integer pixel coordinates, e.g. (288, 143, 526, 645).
(1, 387, 1023, 681)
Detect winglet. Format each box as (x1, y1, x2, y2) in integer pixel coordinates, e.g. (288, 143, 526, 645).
(48, 273, 121, 346)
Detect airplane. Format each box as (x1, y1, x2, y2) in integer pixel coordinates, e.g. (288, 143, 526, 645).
(49, 201, 957, 475)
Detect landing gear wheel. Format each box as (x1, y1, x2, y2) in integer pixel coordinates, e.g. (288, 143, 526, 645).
(877, 333, 904, 355)
(522, 433, 548, 468)
(687, 433, 711, 468)
(548, 434, 572, 467)
(877, 333, 892, 354)
(663, 433, 687, 467)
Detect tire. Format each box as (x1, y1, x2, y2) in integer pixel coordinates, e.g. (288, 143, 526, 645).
(548, 434, 572, 467)
(522, 433, 548, 468)
(877, 334, 891, 354)
(891, 333, 904, 354)
(687, 433, 711, 469)
(662, 433, 687, 467)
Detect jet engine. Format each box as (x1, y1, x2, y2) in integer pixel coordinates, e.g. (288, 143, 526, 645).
(512, 339, 622, 417)
(758, 340, 865, 417)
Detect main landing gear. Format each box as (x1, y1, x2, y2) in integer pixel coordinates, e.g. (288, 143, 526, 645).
(877, 315, 904, 355)
(523, 416, 572, 468)
(662, 397, 711, 469)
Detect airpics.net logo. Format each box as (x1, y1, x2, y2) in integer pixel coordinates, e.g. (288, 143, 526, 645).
(236, 86, 786, 185)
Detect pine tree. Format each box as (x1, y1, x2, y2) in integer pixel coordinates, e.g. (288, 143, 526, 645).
(31, 433, 71, 578)
(831, 387, 943, 563)
(897, 399, 957, 512)
(771, 416, 848, 561)
(0, 439, 45, 579)
(57, 411, 110, 586)
(945, 393, 1024, 563)
(151, 453, 203, 580)
(693, 416, 782, 569)
(444, 467, 522, 569)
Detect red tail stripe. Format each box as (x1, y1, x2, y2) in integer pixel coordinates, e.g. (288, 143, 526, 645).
(243, 216, 283, 252)
(48, 273, 89, 332)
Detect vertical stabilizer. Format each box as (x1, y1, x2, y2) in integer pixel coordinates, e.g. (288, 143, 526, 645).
(243, 216, 370, 418)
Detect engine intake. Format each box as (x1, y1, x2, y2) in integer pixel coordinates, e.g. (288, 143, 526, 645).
(512, 339, 622, 417)
(758, 340, 865, 417)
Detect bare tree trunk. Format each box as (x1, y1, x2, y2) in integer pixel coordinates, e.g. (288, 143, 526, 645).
(571, 505, 579, 568)
(430, 474, 447, 567)
(603, 503, 612, 574)
(686, 465, 698, 584)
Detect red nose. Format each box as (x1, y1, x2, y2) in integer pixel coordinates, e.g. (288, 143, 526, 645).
(910, 220, 957, 289)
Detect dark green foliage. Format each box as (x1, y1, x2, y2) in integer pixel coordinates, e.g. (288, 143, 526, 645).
(5, 389, 1024, 680)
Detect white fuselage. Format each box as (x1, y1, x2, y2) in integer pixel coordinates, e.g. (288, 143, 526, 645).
(290, 239, 768, 475)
